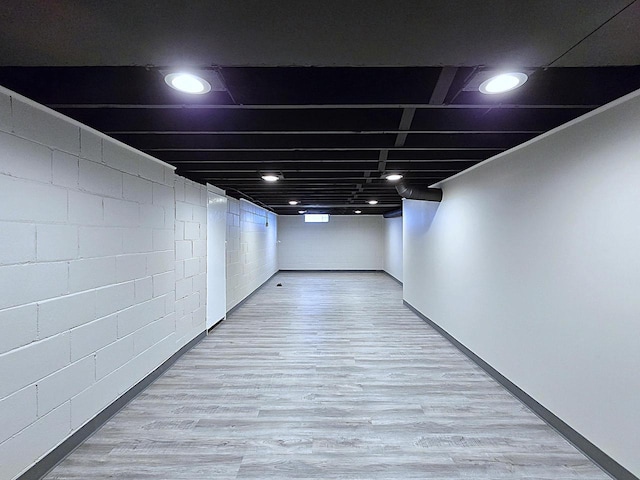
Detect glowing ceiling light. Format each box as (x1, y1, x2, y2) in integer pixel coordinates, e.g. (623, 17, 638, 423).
(354, 210, 362, 214)
(479, 72, 528, 94)
(261, 175, 279, 182)
(368, 200, 378, 205)
(164, 73, 212, 94)
(289, 200, 299, 205)
(298, 210, 307, 214)
(385, 174, 403, 181)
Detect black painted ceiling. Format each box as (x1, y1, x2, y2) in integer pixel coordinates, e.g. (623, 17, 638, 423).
(1, 1, 639, 215)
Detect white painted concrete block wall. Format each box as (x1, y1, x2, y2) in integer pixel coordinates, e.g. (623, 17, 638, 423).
(278, 215, 384, 270)
(174, 176, 207, 347)
(0, 88, 205, 480)
(226, 198, 278, 311)
(383, 215, 403, 282)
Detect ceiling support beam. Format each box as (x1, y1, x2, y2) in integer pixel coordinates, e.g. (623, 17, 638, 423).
(50, 103, 599, 110)
(429, 67, 459, 105)
(105, 130, 545, 135)
(168, 158, 483, 164)
(144, 147, 505, 152)
(393, 108, 416, 147)
(376, 149, 389, 174)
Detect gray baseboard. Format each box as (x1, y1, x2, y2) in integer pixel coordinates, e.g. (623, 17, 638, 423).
(18, 331, 207, 480)
(278, 269, 384, 273)
(403, 300, 637, 480)
(382, 270, 403, 285)
(226, 270, 279, 316)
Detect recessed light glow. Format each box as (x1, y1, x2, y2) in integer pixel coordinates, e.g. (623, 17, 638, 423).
(385, 174, 403, 181)
(368, 200, 378, 205)
(354, 210, 362, 214)
(261, 175, 279, 182)
(164, 73, 212, 94)
(289, 200, 299, 205)
(305, 214, 329, 223)
(298, 210, 307, 214)
(479, 72, 528, 94)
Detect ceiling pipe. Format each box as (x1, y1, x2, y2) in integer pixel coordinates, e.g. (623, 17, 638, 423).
(396, 183, 443, 202)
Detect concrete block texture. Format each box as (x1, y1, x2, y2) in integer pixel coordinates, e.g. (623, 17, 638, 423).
(12, 99, 80, 154)
(79, 160, 122, 198)
(0, 262, 68, 310)
(0, 333, 70, 399)
(37, 356, 95, 415)
(52, 150, 79, 188)
(0, 385, 38, 443)
(0, 402, 71, 480)
(0, 131, 52, 183)
(37, 224, 78, 262)
(0, 174, 67, 223)
(0, 90, 217, 480)
(0, 221, 36, 266)
(38, 290, 96, 339)
(0, 304, 38, 355)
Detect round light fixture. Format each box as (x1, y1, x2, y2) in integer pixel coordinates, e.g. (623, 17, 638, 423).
(354, 210, 362, 214)
(164, 73, 212, 94)
(261, 175, 279, 182)
(385, 174, 403, 181)
(479, 72, 528, 94)
(368, 200, 378, 205)
(298, 210, 307, 214)
(289, 200, 299, 205)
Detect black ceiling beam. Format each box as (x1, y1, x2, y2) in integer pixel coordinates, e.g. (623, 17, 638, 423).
(183, 171, 462, 177)
(145, 147, 506, 152)
(168, 158, 484, 164)
(104, 130, 545, 135)
(47, 103, 600, 110)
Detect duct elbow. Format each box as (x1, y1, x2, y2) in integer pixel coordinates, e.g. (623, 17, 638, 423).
(396, 183, 443, 202)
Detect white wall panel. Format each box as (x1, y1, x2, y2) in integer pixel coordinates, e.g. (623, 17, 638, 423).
(383, 215, 403, 282)
(403, 89, 640, 477)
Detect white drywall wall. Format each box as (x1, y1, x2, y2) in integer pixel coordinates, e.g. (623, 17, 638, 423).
(383, 215, 403, 282)
(403, 89, 640, 476)
(278, 215, 384, 270)
(226, 198, 278, 311)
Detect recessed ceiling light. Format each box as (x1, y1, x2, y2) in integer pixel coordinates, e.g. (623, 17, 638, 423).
(164, 72, 212, 94)
(479, 72, 528, 94)
(354, 210, 362, 214)
(261, 174, 279, 182)
(368, 200, 378, 205)
(289, 200, 299, 205)
(298, 210, 307, 214)
(385, 174, 403, 181)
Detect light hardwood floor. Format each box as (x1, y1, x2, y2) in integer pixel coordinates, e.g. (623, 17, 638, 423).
(46, 272, 610, 479)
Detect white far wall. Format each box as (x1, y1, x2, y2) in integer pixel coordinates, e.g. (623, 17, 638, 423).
(383, 216, 402, 282)
(403, 89, 640, 477)
(278, 215, 384, 270)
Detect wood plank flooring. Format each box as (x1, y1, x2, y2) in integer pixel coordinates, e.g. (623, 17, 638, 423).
(46, 272, 610, 479)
